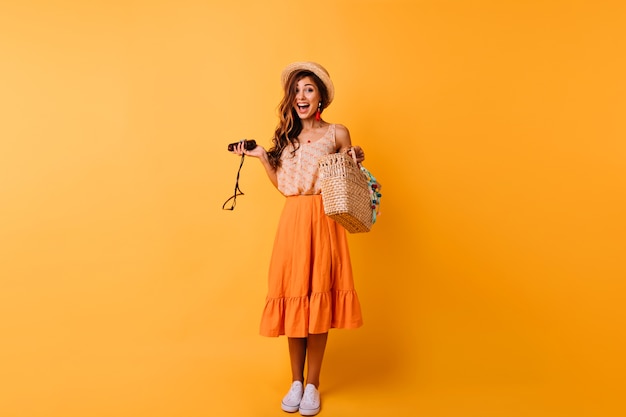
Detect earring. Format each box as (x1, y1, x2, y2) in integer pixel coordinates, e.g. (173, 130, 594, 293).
(315, 102, 322, 121)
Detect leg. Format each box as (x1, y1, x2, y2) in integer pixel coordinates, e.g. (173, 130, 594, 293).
(282, 338, 307, 413)
(298, 333, 327, 416)
(305, 332, 328, 388)
(288, 337, 307, 383)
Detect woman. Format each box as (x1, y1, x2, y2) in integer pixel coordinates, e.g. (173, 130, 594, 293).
(232, 61, 364, 416)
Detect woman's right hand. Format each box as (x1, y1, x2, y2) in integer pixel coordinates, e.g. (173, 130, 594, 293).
(232, 141, 266, 159)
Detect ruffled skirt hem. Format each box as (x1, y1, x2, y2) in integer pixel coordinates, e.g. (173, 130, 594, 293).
(260, 289, 363, 337)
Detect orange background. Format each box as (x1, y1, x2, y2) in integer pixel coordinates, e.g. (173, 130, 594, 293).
(1, 1, 625, 416)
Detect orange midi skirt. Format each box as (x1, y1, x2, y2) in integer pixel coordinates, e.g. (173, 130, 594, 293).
(260, 194, 363, 337)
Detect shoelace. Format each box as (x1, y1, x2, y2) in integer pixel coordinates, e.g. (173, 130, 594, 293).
(289, 385, 302, 398)
(283, 384, 303, 406)
(302, 386, 318, 402)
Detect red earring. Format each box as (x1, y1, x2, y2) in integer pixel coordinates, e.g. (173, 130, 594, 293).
(315, 102, 322, 121)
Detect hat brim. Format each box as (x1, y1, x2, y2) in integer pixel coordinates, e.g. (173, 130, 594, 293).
(281, 61, 335, 106)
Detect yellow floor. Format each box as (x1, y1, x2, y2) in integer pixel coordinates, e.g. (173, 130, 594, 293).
(2, 323, 623, 417)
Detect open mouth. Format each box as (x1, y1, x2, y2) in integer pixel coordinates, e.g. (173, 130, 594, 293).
(297, 103, 310, 112)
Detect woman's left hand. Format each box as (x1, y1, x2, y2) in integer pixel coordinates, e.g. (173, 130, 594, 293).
(351, 146, 365, 163)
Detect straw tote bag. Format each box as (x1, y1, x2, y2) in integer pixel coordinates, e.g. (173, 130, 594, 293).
(318, 149, 381, 233)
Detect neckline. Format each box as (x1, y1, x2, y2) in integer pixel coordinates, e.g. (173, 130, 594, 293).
(302, 124, 333, 145)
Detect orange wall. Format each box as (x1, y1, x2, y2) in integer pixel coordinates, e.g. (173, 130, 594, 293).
(1, 1, 625, 416)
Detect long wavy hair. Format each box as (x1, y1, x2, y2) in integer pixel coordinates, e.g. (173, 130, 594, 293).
(267, 70, 330, 169)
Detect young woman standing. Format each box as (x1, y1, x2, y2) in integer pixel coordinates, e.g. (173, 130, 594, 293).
(232, 62, 364, 416)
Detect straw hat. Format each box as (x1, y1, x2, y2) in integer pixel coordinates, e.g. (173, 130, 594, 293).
(281, 61, 335, 106)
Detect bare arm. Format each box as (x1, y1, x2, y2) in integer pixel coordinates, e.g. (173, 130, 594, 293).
(335, 124, 365, 163)
(232, 142, 278, 188)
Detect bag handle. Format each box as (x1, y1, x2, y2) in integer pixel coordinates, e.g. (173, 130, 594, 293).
(347, 147, 360, 166)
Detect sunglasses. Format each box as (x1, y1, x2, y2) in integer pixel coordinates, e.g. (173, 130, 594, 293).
(222, 153, 246, 210)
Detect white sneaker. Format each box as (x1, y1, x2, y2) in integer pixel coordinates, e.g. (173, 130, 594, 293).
(281, 381, 304, 413)
(299, 384, 320, 416)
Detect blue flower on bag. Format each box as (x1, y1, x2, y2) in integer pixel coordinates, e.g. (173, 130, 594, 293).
(360, 166, 382, 223)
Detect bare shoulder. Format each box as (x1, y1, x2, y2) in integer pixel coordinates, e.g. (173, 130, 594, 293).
(334, 123, 352, 150)
(334, 123, 351, 139)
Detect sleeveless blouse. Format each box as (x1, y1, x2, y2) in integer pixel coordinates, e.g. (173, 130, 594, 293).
(276, 124, 336, 196)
